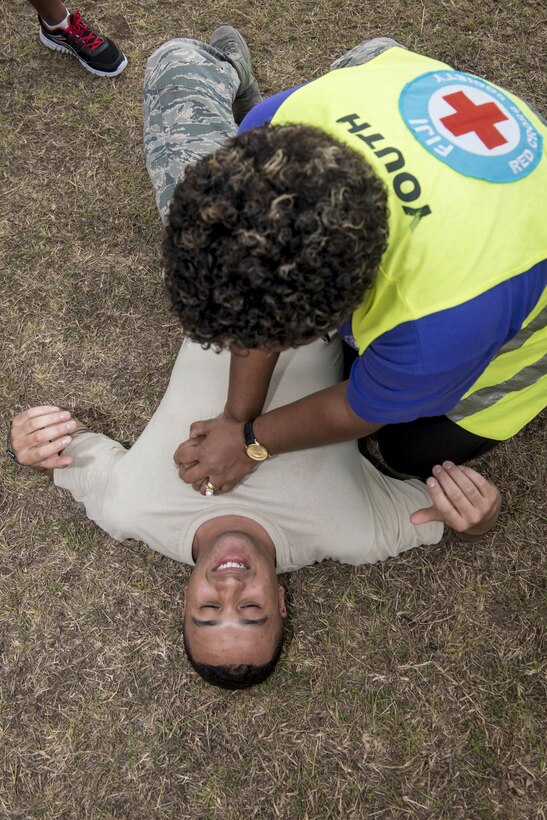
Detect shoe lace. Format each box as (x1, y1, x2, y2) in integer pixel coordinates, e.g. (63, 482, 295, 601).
(66, 10, 104, 51)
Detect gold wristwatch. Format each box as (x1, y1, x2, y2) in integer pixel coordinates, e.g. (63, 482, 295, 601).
(244, 419, 271, 461)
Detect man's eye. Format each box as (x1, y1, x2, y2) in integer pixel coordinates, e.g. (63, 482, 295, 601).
(241, 603, 260, 609)
(200, 603, 220, 609)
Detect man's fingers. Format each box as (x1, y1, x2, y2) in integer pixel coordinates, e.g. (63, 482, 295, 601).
(458, 465, 501, 523)
(10, 407, 77, 467)
(39, 453, 74, 470)
(12, 405, 61, 426)
(426, 463, 500, 533)
(409, 505, 438, 525)
(14, 419, 77, 448)
(434, 462, 494, 502)
(425, 472, 464, 529)
(16, 435, 73, 467)
(437, 462, 483, 505)
(458, 465, 492, 496)
(10, 410, 76, 464)
(430, 463, 477, 516)
(12, 410, 71, 438)
(23, 412, 73, 436)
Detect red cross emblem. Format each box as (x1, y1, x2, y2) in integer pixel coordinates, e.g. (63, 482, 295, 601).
(440, 90, 509, 149)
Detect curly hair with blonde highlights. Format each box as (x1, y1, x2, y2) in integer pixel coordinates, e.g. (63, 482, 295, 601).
(164, 125, 388, 350)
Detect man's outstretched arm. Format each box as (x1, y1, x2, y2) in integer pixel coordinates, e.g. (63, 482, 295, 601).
(410, 461, 501, 539)
(9, 406, 87, 478)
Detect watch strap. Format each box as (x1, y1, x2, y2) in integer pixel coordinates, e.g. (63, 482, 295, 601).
(244, 419, 257, 448)
(6, 429, 19, 464)
(243, 419, 271, 460)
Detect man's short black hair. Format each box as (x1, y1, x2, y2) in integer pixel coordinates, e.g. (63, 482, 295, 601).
(183, 621, 285, 690)
(164, 124, 388, 351)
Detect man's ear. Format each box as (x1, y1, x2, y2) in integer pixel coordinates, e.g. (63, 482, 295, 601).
(278, 585, 287, 618)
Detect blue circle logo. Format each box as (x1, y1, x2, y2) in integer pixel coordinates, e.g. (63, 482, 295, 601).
(399, 70, 542, 182)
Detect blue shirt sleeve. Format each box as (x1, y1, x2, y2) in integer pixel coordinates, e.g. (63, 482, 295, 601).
(346, 261, 547, 424)
(238, 84, 307, 133)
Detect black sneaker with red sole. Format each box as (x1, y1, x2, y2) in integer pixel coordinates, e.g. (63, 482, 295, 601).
(39, 9, 127, 77)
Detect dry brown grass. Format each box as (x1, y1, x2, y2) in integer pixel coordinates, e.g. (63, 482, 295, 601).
(1, 0, 546, 816)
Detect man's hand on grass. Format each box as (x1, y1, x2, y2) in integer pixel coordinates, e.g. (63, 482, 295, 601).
(410, 461, 501, 538)
(9, 406, 82, 473)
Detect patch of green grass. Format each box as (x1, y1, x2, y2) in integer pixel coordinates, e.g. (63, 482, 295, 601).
(58, 521, 95, 554)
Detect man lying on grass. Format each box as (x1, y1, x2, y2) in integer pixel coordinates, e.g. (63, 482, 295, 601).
(8, 336, 500, 690)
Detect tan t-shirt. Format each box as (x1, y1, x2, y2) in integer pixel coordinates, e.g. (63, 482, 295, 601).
(54, 337, 442, 571)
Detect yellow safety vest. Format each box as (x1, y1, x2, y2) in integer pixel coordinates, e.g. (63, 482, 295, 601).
(271, 48, 547, 439)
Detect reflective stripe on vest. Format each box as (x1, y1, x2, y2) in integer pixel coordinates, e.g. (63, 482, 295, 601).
(271, 48, 547, 438)
(448, 293, 547, 439)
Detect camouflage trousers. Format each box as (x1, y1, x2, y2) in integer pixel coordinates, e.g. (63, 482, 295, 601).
(143, 36, 403, 225)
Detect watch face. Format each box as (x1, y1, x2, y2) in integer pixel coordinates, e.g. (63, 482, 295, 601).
(246, 443, 270, 461)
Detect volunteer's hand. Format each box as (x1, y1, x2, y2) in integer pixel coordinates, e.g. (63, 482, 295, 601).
(174, 416, 257, 495)
(410, 461, 501, 536)
(9, 406, 79, 471)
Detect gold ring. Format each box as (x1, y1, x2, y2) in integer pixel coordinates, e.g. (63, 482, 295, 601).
(205, 480, 216, 497)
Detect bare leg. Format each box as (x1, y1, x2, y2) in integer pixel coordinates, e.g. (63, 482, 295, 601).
(26, 0, 68, 26)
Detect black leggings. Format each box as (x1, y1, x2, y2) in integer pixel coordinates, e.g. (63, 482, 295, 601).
(342, 341, 499, 479)
(374, 415, 499, 479)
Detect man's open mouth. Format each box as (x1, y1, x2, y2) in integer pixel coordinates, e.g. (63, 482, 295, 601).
(213, 559, 249, 572)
